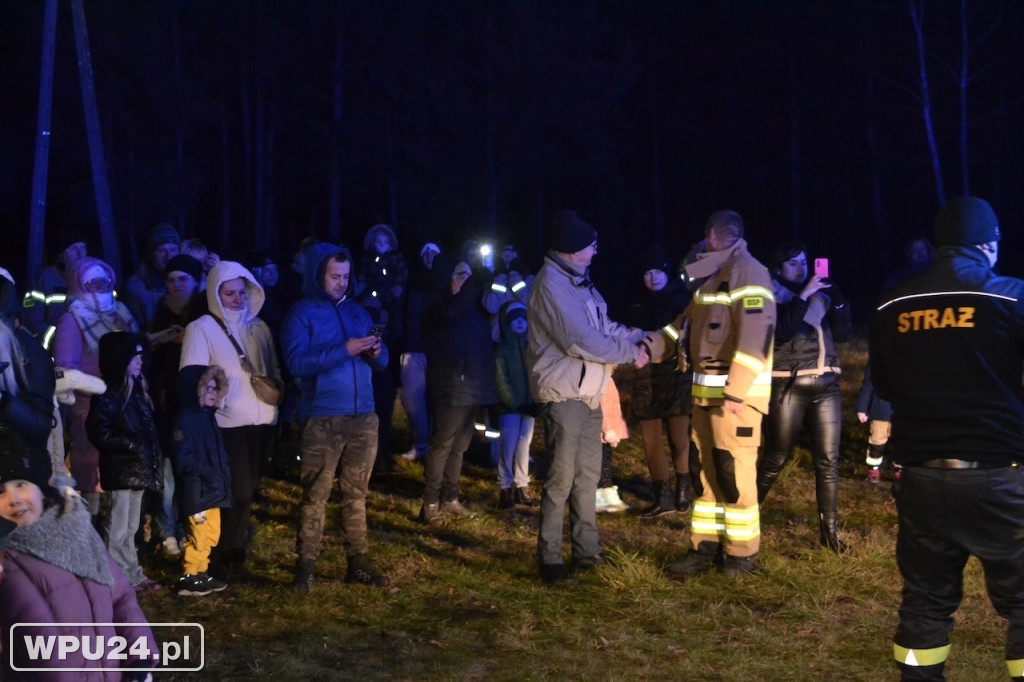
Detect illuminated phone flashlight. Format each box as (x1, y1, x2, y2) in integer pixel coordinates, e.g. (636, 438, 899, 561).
(479, 244, 492, 257)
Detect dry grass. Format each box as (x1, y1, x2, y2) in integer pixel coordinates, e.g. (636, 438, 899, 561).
(137, 343, 1008, 681)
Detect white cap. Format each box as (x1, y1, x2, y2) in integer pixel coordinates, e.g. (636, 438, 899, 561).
(420, 243, 441, 257)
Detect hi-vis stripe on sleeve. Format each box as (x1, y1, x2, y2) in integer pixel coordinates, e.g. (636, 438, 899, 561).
(693, 285, 774, 306)
(490, 283, 508, 294)
(732, 351, 766, 373)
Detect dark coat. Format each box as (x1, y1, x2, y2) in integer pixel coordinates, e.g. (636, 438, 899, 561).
(423, 258, 497, 409)
(772, 279, 852, 374)
(494, 304, 533, 415)
(626, 279, 693, 420)
(172, 365, 232, 516)
(86, 382, 163, 492)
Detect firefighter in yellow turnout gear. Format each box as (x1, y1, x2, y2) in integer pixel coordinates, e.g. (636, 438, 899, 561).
(646, 210, 775, 578)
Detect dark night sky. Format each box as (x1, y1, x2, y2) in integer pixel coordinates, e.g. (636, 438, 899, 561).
(2, 0, 1023, 321)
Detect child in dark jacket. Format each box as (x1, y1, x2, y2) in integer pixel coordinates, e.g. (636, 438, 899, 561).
(172, 365, 232, 596)
(86, 332, 163, 593)
(494, 302, 538, 509)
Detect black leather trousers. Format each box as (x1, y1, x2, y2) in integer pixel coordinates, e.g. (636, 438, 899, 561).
(757, 373, 842, 513)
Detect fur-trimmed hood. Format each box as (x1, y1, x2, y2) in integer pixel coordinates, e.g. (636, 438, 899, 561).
(177, 364, 228, 411)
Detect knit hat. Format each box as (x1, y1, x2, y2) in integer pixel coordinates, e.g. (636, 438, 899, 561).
(933, 196, 1001, 247)
(164, 254, 203, 283)
(551, 210, 597, 254)
(97, 331, 144, 384)
(420, 243, 441, 258)
(145, 222, 181, 255)
(0, 431, 52, 494)
(641, 244, 673, 275)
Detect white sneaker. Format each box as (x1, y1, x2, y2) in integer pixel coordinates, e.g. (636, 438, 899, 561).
(160, 537, 182, 557)
(600, 486, 629, 513)
(595, 487, 609, 512)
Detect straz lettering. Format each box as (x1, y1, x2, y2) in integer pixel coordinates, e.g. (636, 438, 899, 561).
(897, 307, 975, 332)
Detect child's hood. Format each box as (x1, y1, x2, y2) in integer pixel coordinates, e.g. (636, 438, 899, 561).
(177, 364, 228, 411)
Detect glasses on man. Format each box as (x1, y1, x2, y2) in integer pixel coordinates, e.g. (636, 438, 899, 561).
(84, 277, 114, 293)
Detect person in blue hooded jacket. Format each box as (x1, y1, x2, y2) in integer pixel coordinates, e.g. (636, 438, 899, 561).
(172, 364, 232, 597)
(280, 243, 390, 591)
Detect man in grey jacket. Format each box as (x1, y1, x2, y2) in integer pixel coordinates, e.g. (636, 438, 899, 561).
(528, 210, 649, 584)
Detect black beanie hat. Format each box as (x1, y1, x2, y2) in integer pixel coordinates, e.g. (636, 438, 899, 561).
(164, 254, 203, 283)
(0, 431, 52, 494)
(933, 196, 1001, 247)
(551, 210, 598, 254)
(145, 222, 181, 255)
(98, 331, 144, 384)
(641, 244, 673, 275)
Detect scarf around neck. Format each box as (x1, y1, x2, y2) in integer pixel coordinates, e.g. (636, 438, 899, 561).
(68, 299, 138, 354)
(7, 500, 114, 587)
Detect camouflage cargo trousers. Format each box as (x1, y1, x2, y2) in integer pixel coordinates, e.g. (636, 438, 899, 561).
(296, 413, 379, 560)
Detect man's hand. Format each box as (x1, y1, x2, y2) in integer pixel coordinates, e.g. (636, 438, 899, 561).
(857, 411, 868, 423)
(722, 400, 744, 417)
(364, 336, 383, 359)
(345, 335, 379, 357)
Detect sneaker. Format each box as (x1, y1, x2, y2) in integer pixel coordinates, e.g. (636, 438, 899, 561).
(292, 558, 316, 592)
(400, 446, 428, 461)
(720, 554, 757, 577)
(177, 574, 214, 597)
(439, 499, 475, 517)
(866, 467, 881, 483)
(159, 536, 182, 557)
(200, 573, 228, 593)
(594, 487, 609, 512)
(177, 573, 227, 597)
(599, 486, 629, 513)
(515, 486, 539, 508)
(345, 554, 390, 587)
(419, 502, 441, 524)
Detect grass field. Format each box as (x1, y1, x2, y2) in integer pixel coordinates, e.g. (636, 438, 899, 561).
(136, 342, 1008, 681)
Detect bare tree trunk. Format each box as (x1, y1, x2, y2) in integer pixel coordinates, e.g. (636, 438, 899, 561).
(327, 16, 344, 241)
(385, 95, 398, 227)
(909, 0, 946, 205)
(27, 0, 59, 284)
(254, 86, 266, 247)
(71, 0, 120, 278)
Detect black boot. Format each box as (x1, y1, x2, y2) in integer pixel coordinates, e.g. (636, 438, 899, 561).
(819, 511, 847, 554)
(498, 488, 515, 509)
(675, 473, 693, 513)
(638, 480, 677, 519)
(666, 541, 720, 580)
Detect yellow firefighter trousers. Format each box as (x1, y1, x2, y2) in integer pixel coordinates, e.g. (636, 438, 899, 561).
(690, 403, 761, 558)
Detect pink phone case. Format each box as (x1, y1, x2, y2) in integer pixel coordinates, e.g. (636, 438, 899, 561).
(814, 258, 829, 278)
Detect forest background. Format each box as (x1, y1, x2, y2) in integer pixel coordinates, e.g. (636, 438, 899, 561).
(2, 0, 1024, 319)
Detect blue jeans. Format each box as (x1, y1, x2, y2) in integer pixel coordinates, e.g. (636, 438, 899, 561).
(399, 352, 431, 455)
(537, 400, 603, 566)
(497, 413, 534, 489)
(104, 489, 146, 586)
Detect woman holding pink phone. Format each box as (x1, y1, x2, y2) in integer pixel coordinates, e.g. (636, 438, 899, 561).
(755, 243, 852, 553)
